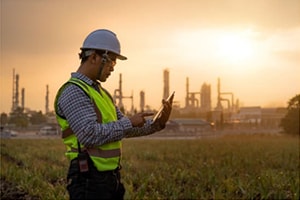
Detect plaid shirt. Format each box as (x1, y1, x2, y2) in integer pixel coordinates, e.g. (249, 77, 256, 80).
(56, 72, 161, 147)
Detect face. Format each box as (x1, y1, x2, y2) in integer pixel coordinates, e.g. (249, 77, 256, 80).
(97, 53, 117, 82)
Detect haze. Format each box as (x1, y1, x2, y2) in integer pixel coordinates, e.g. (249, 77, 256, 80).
(1, 0, 300, 114)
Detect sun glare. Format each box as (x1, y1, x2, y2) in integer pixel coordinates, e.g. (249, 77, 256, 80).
(171, 29, 260, 74)
(216, 32, 254, 64)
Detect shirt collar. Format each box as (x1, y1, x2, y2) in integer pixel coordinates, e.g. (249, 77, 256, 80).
(71, 72, 102, 92)
(71, 72, 95, 86)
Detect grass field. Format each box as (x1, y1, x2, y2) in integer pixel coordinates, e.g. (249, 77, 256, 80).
(1, 134, 299, 199)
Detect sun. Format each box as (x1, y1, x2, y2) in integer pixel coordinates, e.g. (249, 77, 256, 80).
(216, 32, 254, 65)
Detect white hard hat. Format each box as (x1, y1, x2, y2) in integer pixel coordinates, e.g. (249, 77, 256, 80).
(81, 29, 127, 60)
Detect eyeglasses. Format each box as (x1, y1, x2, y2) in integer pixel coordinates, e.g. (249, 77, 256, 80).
(105, 55, 117, 67)
(96, 52, 116, 67)
(85, 50, 117, 67)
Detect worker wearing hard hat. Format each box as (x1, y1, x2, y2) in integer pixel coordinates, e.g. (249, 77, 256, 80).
(54, 29, 173, 200)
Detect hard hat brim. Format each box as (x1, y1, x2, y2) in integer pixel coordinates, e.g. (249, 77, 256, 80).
(80, 47, 127, 60)
(117, 54, 127, 60)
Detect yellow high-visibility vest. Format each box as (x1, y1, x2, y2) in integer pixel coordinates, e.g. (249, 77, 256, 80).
(55, 78, 121, 171)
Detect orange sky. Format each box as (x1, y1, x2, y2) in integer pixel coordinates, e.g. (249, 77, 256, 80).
(1, 0, 300, 114)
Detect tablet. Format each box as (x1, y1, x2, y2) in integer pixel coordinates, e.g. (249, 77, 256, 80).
(152, 91, 175, 124)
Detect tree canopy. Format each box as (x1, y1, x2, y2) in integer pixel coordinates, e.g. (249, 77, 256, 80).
(280, 94, 300, 135)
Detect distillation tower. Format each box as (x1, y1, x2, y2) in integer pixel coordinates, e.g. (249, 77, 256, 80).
(113, 73, 134, 113)
(11, 69, 19, 111)
(185, 77, 211, 112)
(215, 77, 237, 112)
(11, 69, 26, 112)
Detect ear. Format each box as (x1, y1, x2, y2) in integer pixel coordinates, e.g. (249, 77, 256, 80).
(89, 53, 98, 64)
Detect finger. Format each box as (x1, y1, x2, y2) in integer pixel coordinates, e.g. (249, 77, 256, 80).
(164, 104, 171, 111)
(141, 112, 155, 117)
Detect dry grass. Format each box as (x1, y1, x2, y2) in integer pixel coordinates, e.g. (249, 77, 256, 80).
(1, 134, 299, 199)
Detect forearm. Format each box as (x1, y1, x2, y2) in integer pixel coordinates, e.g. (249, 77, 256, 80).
(76, 117, 133, 147)
(124, 119, 163, 138)
(57, 85, 131, 147)
(75, 116, 162, 146)
(57, 85, 163, 146)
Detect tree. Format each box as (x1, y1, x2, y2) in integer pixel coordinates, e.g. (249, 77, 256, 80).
(30, 111, 47, 124)
(280, 94, 300, 135)
(9, 107, 29, 128)
(1, 113, 8, 126)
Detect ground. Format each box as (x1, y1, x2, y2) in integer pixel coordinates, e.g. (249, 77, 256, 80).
(0, 177, 39, 200)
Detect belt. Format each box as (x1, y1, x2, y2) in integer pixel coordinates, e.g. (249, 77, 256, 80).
(70, 158, 121, 174)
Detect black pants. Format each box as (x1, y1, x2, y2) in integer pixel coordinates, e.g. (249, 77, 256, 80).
(67, 158, 125, 200)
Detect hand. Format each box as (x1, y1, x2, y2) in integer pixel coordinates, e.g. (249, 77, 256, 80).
(129, 112, 154, 127)
(155, 99, 173, 128)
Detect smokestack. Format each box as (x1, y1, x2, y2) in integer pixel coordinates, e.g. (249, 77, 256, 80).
(215, 77, 223, 110)
(12, 69, 15, 111)
(21, 88, 25, 110)
(113, 73, 124, 109)
(15, 74, 19, 108)
(118, 74, 123, 108)
(163, 69, 169, 100)
(12, 69, 20, 112)
(140, 90, 145, 112)
(45, 85, 49, 114)
(185, 77, 189, 107)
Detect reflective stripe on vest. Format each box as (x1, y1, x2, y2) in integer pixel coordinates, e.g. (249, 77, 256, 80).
(70, 147, 121, 158)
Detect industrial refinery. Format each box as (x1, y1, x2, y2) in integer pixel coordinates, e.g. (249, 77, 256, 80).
(10, 69, 51, 115)
(7, 68, 286, 134)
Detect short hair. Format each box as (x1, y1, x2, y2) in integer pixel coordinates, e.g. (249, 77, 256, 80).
(79, 49, 106, 64)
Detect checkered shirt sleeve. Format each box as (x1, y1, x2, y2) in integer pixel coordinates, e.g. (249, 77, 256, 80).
(56, 72, 161, 147)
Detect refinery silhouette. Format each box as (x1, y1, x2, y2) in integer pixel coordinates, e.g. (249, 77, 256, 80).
(2, 68, 286, 137)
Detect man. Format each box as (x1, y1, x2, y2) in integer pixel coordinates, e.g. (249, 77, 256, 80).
(54, 29, 173, 200)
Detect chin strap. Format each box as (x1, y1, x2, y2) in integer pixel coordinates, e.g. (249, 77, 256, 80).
(97, 50, 109, 80)
(80, 49, 110, 80)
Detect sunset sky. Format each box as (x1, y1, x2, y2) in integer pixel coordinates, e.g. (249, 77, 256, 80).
(1, 0, 300, 114)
